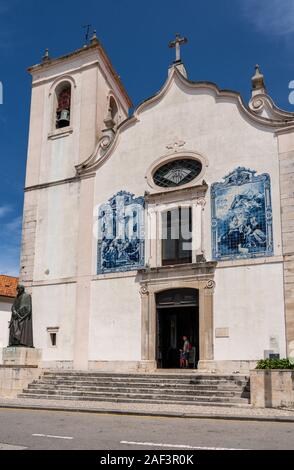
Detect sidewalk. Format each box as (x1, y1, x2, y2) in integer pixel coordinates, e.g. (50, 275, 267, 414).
(0, 397, 294, 423)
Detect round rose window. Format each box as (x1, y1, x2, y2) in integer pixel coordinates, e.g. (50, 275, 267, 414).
(153, 159, 202, 188)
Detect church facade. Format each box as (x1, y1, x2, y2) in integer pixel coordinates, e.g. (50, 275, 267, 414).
(19, 35, 294, 373)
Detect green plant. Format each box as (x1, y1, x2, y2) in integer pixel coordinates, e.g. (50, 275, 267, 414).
(255, 358, 294, 370)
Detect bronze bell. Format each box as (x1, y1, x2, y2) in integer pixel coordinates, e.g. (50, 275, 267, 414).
(57, 108, 70, 128)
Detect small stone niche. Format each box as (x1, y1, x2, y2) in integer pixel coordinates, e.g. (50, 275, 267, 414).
(47, 327, 59, 348)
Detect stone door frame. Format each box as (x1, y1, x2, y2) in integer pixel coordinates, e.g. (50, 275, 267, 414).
(140, 271, 215, 369)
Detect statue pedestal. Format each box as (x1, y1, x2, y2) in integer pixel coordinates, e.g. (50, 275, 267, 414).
(2, 347, 42, 367)
(0, 348, 42, 398)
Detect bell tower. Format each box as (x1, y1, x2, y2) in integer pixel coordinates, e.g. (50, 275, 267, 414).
(20, 35, 132, 369)
(25, 33, 131, 189)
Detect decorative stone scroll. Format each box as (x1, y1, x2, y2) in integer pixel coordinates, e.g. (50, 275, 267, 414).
(140, 285, 149, 297)
(205, 280, 216, 290)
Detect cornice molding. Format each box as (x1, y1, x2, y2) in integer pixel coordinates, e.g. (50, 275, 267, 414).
(138, 261, 217, 284)
(28, 43, 132, 108)
(24, 172, 95, 192)
(145, 182, 208, 204)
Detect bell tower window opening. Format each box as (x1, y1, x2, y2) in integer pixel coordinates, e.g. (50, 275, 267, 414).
(55, 83, 71, 129)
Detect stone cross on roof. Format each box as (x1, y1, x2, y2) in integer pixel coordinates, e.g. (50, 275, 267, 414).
(169, 33, 188, 63)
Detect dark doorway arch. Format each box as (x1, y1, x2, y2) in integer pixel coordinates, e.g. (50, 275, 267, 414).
(156, 288, 199, 369)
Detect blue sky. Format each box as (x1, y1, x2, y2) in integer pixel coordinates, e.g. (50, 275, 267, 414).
(0, 0, 294, 276)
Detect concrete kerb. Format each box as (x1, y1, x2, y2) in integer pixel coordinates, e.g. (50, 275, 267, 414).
(1, 403, 294, 423)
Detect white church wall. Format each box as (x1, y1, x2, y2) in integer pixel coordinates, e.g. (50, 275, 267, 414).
(94, 79, 282, 261)
(25, 83, 45, 188)
(77, 65, 99, 166)
(40, 131, 77, 184)
(32, 283, 76, 365)
(0, 299, 12, 363)
(33, 183, 80, 281)
(91, 75, 285, 365)
(88, 275, 141, 362)
(214, 262, 286, 360)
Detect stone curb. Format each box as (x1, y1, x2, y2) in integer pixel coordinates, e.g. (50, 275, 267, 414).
(1, 403, 294, 423)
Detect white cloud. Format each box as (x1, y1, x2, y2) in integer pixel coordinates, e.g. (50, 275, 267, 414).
(241, 0, 294, 36)
(0, 205, 12, 218)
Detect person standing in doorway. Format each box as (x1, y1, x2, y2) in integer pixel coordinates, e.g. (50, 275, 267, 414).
(181, 336, 190, 369)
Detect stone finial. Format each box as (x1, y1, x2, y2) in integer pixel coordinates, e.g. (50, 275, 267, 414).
(42, 48, 50, 63)
(251, 64, 266, 95)
(168, 61, 187, 78)
(90, 29, 98, 45)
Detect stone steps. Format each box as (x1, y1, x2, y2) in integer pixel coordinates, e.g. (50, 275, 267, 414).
(25, 385, 249, 398)
(19, 371, 250, 406)
(20, 371, 250, 407)
(40, 376, 249, 386)
(27, 381, 249, 393)
(42, 372, 248, 380)
(43, 374, 249, 386)
(19, 392, 250, 406)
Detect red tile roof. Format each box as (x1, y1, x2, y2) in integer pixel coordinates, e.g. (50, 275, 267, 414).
(0, 275, 18, 298)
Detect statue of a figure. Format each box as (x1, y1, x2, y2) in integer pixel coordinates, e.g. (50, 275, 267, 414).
(8, 285, 34, 348)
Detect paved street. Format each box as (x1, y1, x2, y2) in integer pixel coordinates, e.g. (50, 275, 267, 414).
(0, 408, 293, 450)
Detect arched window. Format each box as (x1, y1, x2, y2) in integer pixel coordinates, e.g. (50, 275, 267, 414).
(153, 159, 202, 188)
(55, 82, 71, 129)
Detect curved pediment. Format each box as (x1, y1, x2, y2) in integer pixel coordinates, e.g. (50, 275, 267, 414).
(76, 65, 294, 175)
